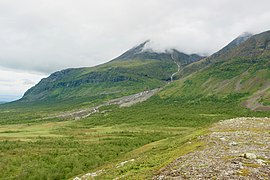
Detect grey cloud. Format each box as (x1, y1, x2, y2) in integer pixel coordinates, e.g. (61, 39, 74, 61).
(0, 0, 270, 74)
(22, 79, 36, 85)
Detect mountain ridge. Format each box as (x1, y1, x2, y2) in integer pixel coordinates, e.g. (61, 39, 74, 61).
(112, 40, 204, 63)
(6, 30, 270, 112)
(179, 31, 254, 77)
(162, 30, 270, 111)
(18, 41, 204, 107)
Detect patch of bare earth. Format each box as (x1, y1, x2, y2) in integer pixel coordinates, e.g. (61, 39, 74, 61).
(243, 85, 270, 111)
(154, 117, 270, 179)
(43, 89, 160, 120)
(108, 88, 160, 107)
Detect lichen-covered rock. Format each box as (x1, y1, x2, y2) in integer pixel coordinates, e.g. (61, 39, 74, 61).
(229, 141, 238, 146)
(240, 153, 257, 159)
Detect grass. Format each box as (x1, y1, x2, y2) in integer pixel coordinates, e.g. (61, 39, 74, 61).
(0, 122, 68, 140)
(96, 130, 206, 179)
(1, 88, 270, 179)
(244, 163, 261, 168)
(0, 120, 202, 180)
(237, 168, 251, 176)
(261, 89, 270, 105)
(0, 122, 169, 179)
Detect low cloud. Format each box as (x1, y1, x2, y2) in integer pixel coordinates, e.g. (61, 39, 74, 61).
(22, 79, 36, 85)
(0, 0, 270, 74)
(0, 67, 45, 97)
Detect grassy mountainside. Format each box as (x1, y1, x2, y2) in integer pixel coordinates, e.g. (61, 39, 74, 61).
(21, 60, 173, 104)
(179, 32, 253, 77)
(163, 30, 270, 110)
(15, 41, 203, 110)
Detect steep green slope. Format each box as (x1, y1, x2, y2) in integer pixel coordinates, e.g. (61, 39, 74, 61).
(22, 60, 172, 102)
(179, 32, 253, 77)
(162, 30, 270, 110)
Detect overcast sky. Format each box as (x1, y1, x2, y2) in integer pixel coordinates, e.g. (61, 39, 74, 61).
(1, 0, 270, 100)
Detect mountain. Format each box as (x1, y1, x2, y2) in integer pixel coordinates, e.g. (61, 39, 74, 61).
(180, 32, 253, 77)
(7, 31, 270, 111)
(162, 30, 270, 111)
(112, 40, 203, 65)
(18, 41, 203, 109)
(0, 95, 21, 102)
(209, 32, 253, 60)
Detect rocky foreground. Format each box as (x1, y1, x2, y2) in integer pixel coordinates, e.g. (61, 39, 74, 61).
(154, 117, 270, 179)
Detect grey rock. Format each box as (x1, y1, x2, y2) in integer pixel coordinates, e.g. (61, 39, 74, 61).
(220, 137, 226, 141)
(240, 153, 257, 159)
(256, 159, 265, 165)
(229, 142, 238, 146)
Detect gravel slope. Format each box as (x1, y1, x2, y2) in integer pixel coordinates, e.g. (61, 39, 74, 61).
(154, 117, 270, 179)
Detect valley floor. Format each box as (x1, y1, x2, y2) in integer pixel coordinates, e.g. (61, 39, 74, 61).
(1, 89, 270, 179)
(155, 117, 270, 179)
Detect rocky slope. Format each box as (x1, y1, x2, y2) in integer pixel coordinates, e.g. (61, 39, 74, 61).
(155, 117, 270, 179)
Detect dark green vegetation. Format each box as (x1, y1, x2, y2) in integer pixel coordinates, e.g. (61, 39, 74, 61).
(0, 31, 270, 179)
(1, 92, 270, 179)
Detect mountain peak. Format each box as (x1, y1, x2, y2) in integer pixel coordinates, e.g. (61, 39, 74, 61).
(208, 32, 253, 60)
(239, 32, 253, 37)
(112, 40, 204, 63)
(223, 32, 253, 51)
(112, 40, 153, 61)
(234, 32, 253, 46)
(132, 40, 151, 52)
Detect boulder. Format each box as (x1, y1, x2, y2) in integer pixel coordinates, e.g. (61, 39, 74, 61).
(240, 153, 257, 159)
(256, 159, 265, 165)
(229, 141, 238, 146)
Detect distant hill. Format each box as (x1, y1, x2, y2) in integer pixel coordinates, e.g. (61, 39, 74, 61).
(0, 95, 21, 103)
